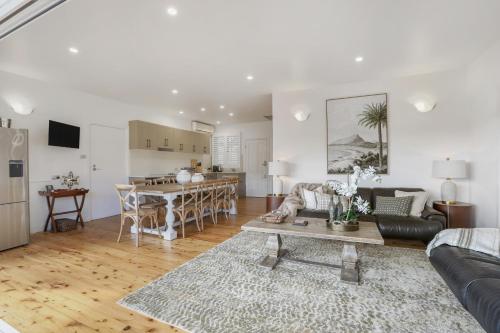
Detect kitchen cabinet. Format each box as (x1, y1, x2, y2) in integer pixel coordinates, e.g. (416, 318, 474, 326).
(174, 129, 193, 153)
(129, 120, 158, 150)
(129, 120, 211, 155)
(158, 125, 175, 150)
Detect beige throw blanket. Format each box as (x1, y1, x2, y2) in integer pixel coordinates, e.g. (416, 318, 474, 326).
(278, 183, 347, 217)
(426, 228, 500, 258)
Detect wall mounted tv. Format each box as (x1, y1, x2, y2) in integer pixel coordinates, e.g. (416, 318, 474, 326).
(48, 120, 80, 149)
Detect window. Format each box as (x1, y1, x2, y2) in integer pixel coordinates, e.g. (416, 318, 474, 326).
(212, 135, 241, 169)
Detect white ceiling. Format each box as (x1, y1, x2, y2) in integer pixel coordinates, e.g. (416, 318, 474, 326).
(0, 0, 500, 124)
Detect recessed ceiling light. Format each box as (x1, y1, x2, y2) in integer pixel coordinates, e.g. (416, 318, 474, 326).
(219, 105, 225, 109)
(228, 112, 234, 117)
(355, 56, 364, 63)
(216, 120, 221, 125)
(200, 107, 206, 112)
(68, 47, 79, 54)
(167, 7, 178, 16)
(178, 110, 184, 115)
(246, 75, 254, 81)
(171, 89, 179, 95)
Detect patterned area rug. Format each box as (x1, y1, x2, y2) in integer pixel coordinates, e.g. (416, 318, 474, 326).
(119, 231, 483, 333)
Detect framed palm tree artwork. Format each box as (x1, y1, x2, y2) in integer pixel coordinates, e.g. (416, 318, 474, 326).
(326, 93, 388, 174)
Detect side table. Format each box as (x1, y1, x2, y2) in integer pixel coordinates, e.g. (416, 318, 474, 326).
(432, 201, 474, 229)
(39, 188, 89, 232)
(266, 194, 286, 212)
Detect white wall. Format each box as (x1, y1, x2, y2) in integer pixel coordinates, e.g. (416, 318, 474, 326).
(215, 121, 273, 193)
(464, 40, 500, 227)
(214, 120, 273, 172)
(0, 70, 195, 233)
(273, 67, 499, 227)
(129, 150, 210, 176)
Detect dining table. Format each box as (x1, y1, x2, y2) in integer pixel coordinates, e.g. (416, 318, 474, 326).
(132, 179, 238, 240)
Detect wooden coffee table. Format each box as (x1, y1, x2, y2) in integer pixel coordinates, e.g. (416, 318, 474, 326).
(241, 218, 384, 284)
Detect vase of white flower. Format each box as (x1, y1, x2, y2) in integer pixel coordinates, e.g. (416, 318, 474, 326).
(325, 166, 381, 231)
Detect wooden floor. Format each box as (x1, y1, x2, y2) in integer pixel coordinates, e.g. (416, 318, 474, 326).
(0, 198, 423, 333)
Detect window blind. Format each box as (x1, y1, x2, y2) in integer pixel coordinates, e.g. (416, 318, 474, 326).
(211, 135, 241, 168)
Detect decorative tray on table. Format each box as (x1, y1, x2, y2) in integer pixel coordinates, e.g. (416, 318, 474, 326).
(259, 210, 288, 224)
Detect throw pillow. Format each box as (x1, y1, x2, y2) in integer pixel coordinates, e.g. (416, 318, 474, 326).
(302, 189, 317, 209)
(373, 196, 413, 216)
(315, 192, 332, 210)
(395, 190, 429, 217)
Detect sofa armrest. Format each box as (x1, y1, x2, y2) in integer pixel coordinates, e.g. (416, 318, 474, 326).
(421, 206, 446, 228)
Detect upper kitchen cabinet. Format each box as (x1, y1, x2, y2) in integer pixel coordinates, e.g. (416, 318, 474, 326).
(173, 129, 193, 153)
(157, 125, 175, 151)
(198, 133, 211, 154)
(129, 120, 158, 150)
(129, 120, 211, 154)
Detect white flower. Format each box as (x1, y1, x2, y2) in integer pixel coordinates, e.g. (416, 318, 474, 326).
(354, 195, 370, 214)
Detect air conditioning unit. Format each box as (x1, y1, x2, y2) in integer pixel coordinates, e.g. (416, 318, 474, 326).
(192, 121, 215, 134)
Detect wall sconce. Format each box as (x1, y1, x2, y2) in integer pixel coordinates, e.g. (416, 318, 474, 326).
(413, 101, 436, 113)
(293, 110, 310, 122)
(11, 102, 34, 115)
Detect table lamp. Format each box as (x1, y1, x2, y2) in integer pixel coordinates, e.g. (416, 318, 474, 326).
(432, 158, 466, 204)
(268, 160, 288, 196)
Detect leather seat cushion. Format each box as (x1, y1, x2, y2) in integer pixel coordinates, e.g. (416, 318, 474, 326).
(429, 245, 500, 305)
(296, 209, 329, 219)
(464, 278, 500, 333)
(376, 215, 442, 242)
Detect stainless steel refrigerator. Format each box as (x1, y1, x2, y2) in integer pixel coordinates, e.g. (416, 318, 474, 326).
(0, 127, 29, 251)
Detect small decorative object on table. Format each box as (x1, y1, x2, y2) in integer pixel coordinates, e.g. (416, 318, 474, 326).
(191, 173, 205, 182)
(176, 169, 192, 184)
(325, 165, 381, 231)
(259, 210, 288, 224)
(61, 171, 79, 189)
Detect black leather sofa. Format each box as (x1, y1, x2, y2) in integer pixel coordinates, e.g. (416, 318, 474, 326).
(429, 245, 500, 333)
(297, 187, 445, 242)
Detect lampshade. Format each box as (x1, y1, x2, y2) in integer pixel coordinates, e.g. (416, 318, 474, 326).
(268, 161, 288, 176)
(432, 159, 466, 179)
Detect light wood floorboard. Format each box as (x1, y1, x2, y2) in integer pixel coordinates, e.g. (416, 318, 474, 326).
(0, 197, 423, 333)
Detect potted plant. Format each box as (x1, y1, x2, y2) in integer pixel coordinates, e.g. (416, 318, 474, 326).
(326, 166, 381, 231)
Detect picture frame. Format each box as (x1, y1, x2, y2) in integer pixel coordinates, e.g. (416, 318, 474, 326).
(326, 93, 388, 174)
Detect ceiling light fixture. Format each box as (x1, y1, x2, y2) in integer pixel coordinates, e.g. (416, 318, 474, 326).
(178, 110, 184, 115)
(355, 56, 363, 63)
(68, 47, 79, 54)
(229, 112, 234, 117)
(216, 120, 221, 125)
(171, 89, 178, 95)
(246, 75, 254, 81)
(167, 7, 178, 16)
(200, 107, 206, 112)
(219, 105, 225, 109)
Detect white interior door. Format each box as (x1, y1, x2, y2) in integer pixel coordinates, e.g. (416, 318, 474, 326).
(245, 138, 268, 197)
(90, 124, 127, 220)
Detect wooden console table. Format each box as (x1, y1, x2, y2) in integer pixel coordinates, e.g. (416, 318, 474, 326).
(39, 188, 89, 232)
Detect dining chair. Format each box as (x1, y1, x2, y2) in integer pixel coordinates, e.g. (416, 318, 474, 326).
(226, 177, 239, 209)
(214, 179, 230, 224)
(198, 180, 216, 229)
(131, 179, 168, 225)
(114, 184, 161, 247)
(173, 183, 201, 238)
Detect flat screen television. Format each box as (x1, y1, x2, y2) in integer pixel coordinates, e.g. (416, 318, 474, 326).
(48, 120, 80, 149)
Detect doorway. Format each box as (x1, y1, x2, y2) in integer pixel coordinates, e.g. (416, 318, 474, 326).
(245, 138, 269, 197)
(89, 124, 127, 220)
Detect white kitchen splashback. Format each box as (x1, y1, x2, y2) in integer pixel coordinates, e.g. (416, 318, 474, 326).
(129, 149, 211, 176)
